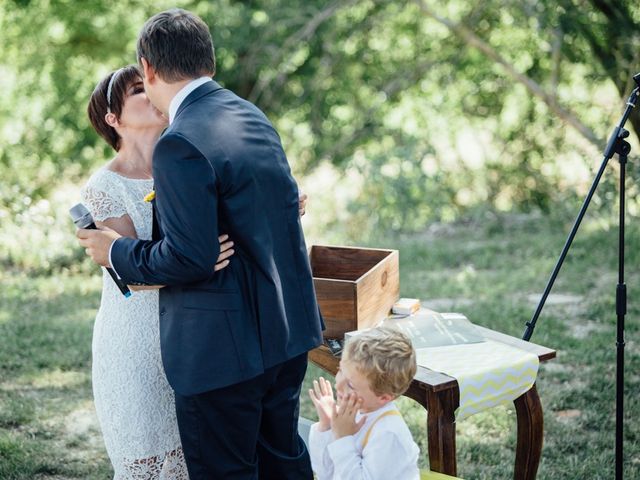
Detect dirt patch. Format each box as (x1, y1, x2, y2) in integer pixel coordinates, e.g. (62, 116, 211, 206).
(554, 409, 582, 423)
(526, 293, 584, 306)
(422, 298, 475, 311)
(567, 319, 611, 339)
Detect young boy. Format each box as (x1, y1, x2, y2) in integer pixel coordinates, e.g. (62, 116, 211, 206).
(308, 327, 420, 480)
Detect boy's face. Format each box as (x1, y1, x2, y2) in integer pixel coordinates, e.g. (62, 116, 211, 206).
(335, 359, 393, 413)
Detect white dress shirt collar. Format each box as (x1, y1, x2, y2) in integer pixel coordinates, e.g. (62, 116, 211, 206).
(168, 76, 213, 124)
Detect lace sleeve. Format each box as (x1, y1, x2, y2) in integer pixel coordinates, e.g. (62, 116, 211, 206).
(81, 178, 128, 222)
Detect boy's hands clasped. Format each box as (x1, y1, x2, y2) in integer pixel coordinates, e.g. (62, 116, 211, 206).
(309, 377, 366, 439)
(309, 377, 335, 432)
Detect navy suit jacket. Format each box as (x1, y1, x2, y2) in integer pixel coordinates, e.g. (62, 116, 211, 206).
(111, 80, 323, 396)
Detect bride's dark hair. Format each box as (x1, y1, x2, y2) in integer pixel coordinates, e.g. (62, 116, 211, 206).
(87, 65, 142, 151)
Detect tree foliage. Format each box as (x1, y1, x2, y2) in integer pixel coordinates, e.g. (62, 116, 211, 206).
(1, 0, 640, 238)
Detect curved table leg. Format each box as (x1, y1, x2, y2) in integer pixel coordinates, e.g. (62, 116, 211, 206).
(514, 383, 543, 480)
(427, 389, 458, 476)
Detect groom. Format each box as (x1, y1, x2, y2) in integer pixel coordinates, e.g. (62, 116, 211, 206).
(77, 8, 323, 479)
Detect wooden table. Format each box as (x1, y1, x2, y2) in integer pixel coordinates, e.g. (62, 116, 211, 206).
(309, 325, 556, 479)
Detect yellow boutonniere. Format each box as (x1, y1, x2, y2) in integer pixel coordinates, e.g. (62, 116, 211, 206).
(144, 190, 156, 202)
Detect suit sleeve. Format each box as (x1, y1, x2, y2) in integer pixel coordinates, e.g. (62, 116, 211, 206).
(111, 132, 221, 285)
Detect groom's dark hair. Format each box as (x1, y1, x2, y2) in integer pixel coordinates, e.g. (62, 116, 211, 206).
(137, 9, 216, 82)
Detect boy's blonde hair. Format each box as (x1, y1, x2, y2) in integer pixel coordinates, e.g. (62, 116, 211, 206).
(342, 327, 416, 397)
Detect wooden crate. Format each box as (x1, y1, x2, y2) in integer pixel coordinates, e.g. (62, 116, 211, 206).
(309, 245, 400, 339)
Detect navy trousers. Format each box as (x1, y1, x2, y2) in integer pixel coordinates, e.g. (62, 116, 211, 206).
(174, 353, 313, 479)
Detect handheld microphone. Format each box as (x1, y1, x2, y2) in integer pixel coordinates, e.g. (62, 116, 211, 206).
(69, 203, 132, 298)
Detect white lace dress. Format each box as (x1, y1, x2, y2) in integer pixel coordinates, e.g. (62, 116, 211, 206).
(81, 168, 189, 480)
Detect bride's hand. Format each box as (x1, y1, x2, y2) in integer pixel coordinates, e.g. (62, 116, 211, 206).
(214, 234, 235, 271)
(299, 192, 308, 217)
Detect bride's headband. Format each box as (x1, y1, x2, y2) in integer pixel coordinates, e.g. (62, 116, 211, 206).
(106, 68, 125, 114)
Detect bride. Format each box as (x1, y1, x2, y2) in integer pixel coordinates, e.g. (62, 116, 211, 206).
(82, 65, 306, 478)
(83, 64, 230, 479)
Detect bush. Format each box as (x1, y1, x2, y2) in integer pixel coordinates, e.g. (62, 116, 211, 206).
(0, 183, 92, 275)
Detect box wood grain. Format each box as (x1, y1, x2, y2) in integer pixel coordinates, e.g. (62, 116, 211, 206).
(309, 245, 399, 339)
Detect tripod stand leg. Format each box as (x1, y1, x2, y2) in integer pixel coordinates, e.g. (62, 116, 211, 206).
(522, 82, 638, 480)
(615, 152, 627, 480)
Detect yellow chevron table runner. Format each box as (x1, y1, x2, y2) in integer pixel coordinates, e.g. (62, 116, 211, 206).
(416, 340, 540, 420)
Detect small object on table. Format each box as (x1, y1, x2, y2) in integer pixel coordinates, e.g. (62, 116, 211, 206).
(392, 297, 421, 315)
(325, 338, 344, 356)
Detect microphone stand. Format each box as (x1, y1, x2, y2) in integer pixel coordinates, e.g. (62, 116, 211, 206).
(522, 74, 640, 480)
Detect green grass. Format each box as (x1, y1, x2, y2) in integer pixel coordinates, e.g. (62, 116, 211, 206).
(2, 213, 639, 478)
(0, 272, 112, 480)
(306, 212, 640, 479)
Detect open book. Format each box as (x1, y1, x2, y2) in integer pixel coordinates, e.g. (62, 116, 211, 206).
(380, 308, 486, 348)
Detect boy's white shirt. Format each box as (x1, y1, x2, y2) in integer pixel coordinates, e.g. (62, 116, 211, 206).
(309, 401, 420, 480)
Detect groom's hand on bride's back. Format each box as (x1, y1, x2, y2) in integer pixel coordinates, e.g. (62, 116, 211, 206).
(76, 224, 234, 270)
(299, 192, 308, 217)
(123, 233, 234, 290)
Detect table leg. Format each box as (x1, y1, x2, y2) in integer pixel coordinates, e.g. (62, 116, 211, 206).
(427, 389, 458, 476)
(514, 383, 543, 480)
